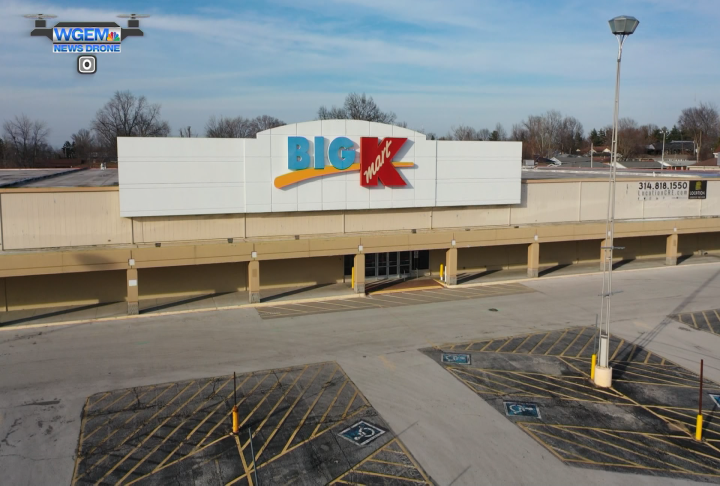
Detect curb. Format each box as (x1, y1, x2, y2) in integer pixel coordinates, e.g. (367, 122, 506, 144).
(0, 291, 365, 333)
(3, 259, 719, 333)
(369, 282, 445, 295)
(452, 258, 720, 289)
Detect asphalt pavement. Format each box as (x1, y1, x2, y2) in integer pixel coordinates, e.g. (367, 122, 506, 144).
(2, 262, 720, 485)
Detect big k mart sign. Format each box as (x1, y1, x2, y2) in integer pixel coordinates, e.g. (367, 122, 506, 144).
(278, 136, 412, 188)
(118, 121, 521, 217)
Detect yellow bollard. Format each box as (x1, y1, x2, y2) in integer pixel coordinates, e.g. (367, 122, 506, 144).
(696, 414, 703, 441)
(351, 267, 355, 289)
(440, 264, 444, 282)
(590, 354, 597, 381)
(232, 405, 239, 435)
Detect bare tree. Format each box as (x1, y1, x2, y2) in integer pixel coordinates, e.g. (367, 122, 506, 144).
(604, 118, 647, 160)
(71, 128, 96, 160)
(510, 123, 528, 142)
(179, 126, 195, 137)
(205, 116, 253, 138)
(520, 110, 585, 158)
(250, 115, 285, 134)
(92, 91, 170, 155)
(476, 128, 491, 141)
(2, 114, 51, 167)
(678, 102, 720, 162)
(318, 93, 396, 124)
(317, 106, 347, 120)
(490, 123, 507, 141)
(450, 125, 476, 141)
(522, 111, 561, 158)
(205, 115, 284, 138)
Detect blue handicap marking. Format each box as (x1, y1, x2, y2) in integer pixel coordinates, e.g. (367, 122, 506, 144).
(338, 420, 387, 446)
(710, 393, 720, 407)
(504, 401, 541, 418)
(441, 353, 471, 365)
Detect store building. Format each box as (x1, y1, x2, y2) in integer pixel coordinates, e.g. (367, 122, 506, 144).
(0, 121, 717, 314)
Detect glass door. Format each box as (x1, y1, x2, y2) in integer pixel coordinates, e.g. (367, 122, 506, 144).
(377, 253, 388, 278)
(399, 251, 411, 276)
(365, 253, 376, 278)
(388, 252, 398, 277)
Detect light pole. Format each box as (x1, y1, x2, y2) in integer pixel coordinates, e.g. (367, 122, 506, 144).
(596, 15, 639, 388)
(660, 129, 668, 169)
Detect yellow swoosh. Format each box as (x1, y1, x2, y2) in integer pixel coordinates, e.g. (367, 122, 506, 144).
(274, 162, 414, 189)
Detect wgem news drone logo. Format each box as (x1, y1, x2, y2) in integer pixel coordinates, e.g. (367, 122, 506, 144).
(25, 13, 148, 74)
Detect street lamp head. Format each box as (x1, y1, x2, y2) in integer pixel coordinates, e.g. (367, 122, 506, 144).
(608, 15, 639, 35)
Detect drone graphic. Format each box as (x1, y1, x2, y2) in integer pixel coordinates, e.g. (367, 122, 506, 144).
(25, 13, 148, 74)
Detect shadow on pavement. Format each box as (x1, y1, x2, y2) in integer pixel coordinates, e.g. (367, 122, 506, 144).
(140, 292, 233, 314)
(538, 263, 573, 277)
(456, 269, 501, 284)
(261, 283, 334, 302)
(0, 302, 118, 328)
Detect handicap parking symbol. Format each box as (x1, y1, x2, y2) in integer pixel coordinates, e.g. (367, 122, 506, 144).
(504, 401, 541, 418)
(441, 353, 471, 365)
(338, 420, 387, 446)
(710, 393, 720, 407)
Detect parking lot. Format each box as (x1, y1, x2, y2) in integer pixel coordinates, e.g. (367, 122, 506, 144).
(257, 282, 534, 319)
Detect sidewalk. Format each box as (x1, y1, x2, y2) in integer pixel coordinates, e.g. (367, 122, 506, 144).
(1, 254, 718, 330)
(455, 253, 720, 286)
(0, 283, 356, 330)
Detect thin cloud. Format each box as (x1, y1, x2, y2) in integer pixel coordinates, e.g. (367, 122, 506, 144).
(0, 0, 718, 145)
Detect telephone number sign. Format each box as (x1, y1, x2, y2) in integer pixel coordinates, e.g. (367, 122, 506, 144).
(637, 181, 707, 201)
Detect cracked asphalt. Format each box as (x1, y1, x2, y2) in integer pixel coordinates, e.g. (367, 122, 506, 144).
(2, 262, 720, 485)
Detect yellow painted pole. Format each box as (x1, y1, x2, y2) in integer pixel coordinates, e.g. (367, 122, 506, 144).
(696, 359, 704, 441)
(591, 354, 597, 381)
(351, 267, 355, 289)
(232, 405, 239, 435)
(440, 263, 444, 282)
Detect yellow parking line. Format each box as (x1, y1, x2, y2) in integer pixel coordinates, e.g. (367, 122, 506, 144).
(586, 429, 696, 474)
(544, 330, 569, 355)
(81, 387, 155, 443)
(445, 288, 487, 297)
(115, 381, 217, 483)
(619, 366, 697, 385)
(495, 339, 515, 353)
(576, 332, 596, 357)
(86, 381, 196, 483)
(154, 377, 244, 471)
(78, 384, 174, 462)
(240, 368, 312, 456)
(366, 296, 407, 306)
(195, 373, 274, 450)
(371, 285, 442, 295)
(480, 340, 496, 351)
(691, 313, 699, 329)
(560, 329, 586, 356)
(86, 392, 110, 409)
(528, 427, 639, 467)
(286, 302, 336, 312)
(702, 311, 717, 333)
(282, 366, 340, 453)
(512, 334, 535, 353)
(312, 379, 350, 437)
(528, 333, 550, 354)
(609, 339, 625, 361)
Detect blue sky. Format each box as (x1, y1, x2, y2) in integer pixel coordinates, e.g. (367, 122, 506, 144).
(1, 0, 719, 146)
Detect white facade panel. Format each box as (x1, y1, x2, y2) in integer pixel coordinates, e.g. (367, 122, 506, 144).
(118, 122, 521, 217)
(369, 123, 394, 137)
(436, 181, 520, 206)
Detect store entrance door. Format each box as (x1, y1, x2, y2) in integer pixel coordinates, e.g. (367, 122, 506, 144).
(364, 251, 425, 281)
